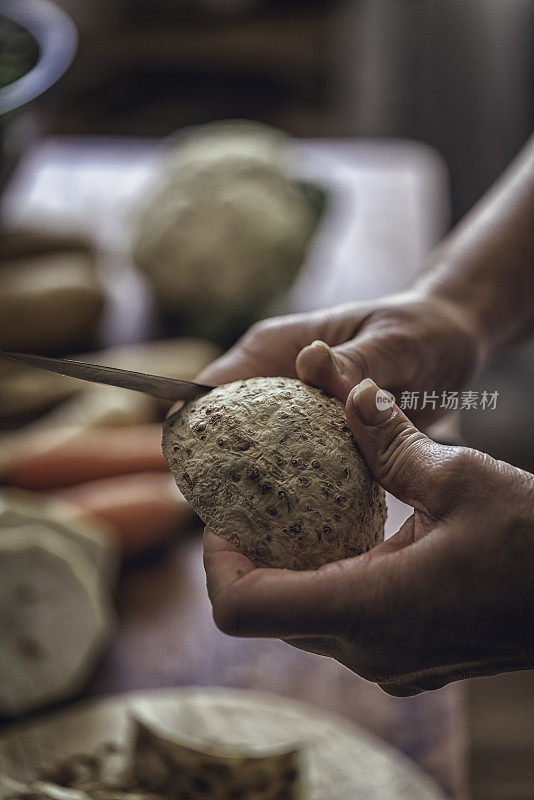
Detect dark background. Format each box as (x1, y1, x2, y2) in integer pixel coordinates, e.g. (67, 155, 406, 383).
(52, 0, 534, 222)
(45, 0, 534, 476)
(2, 4, 534, 799)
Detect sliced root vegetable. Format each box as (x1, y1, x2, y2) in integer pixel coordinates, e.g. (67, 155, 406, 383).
(0, 229, 93, 261)
(0, 335, 221, 431)
(0, 337, 220, 427)
(54, 472, 196, 557)
(1, 424, 167, 490)
(0, 490, 120, 588)
(0, 251, 104, 354)
(0, 526, 114, 717)
(132, 716, 302, 800)
(24, 385, 159, 433)
(0, 363, 81, 422)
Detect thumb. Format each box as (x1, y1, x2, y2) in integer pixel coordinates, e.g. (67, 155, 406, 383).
(296, 340, 355, 402)
(346, 378, 448, 515)
(296, 336, 410, 403)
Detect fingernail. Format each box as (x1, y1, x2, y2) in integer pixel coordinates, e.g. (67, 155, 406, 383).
(352, 378, 394, 425)
(165, 400, 184, 420)
(310, 340, 341, 374)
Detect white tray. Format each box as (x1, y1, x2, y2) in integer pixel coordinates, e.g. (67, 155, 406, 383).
(0, 687, 447, 800)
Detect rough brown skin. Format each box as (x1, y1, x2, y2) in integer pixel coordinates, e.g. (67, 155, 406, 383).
(163, 378, 386, 570)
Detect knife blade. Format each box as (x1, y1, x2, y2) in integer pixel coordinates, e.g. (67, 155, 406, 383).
(0, 351, 214, 402)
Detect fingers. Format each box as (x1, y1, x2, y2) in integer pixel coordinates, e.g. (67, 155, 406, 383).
(195, 346, 263, 387)
(203, 528, 257, 600)
(167, 323, 279, 416)
(203, 529, 363, 639)
(167, 327, 275, 415)
(166, 399, 184, 419)
(296, 341, 354, 402)
(378, 671, 460, 697)
(195, 317, 303, 387)
(296, 334, 413, 403)
(346, 379, 450, 515)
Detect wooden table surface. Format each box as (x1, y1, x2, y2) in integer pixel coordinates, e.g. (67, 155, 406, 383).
(1, 137, 466, 799)
(88, 529, 466, 799)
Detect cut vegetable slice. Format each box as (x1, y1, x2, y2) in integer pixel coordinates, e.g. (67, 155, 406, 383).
(0, 251, 104, 354)
(0, 491, 119, 587)
(132, 716, 302, 799)
(0, 526, 114, 717)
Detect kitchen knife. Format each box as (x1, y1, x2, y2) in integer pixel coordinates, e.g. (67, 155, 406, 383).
(0, 351, 214, 402)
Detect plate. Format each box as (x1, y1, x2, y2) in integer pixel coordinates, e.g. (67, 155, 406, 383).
(0, 687, 447, 800)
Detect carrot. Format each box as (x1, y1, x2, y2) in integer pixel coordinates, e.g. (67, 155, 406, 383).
(53, 472, 196, 556)
(1, 425, 168, 490)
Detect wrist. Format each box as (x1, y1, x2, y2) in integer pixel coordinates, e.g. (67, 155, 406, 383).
(413, 273, 492, 369)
